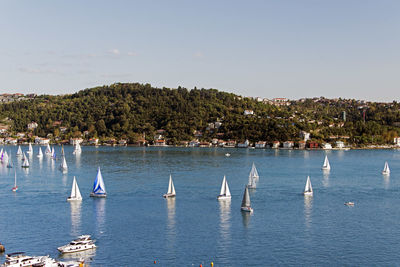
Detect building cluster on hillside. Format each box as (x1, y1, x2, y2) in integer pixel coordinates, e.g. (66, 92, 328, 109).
(0, 93, 36, 103)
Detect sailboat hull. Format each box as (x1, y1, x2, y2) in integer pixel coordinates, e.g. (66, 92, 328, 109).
(12, 187, 18, 192)
(241, 207, 253, 212)
(163, 193, 176, 198)
(217, 195, 231, 200)
(67, 197, 82, 202)
(303, 191, 313, 196)
(90, 193, 107, 198)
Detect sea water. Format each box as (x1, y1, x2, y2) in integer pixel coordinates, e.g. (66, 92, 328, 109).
(1, 146, 400, 266)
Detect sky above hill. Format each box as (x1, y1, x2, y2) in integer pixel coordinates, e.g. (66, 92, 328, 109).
(0, 0, 399, 101)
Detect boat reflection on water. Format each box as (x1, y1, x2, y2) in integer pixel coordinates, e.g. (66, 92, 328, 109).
(58, 247, 96, 264)
(93, 198, 106, 236)
(383, 175, 390, 189)
(322, 170, 330, 187)
(70, 201, 82, 237)
(218, 199, 231, 260)
(75, 153, 81, 168)
(166, 197, 176, 236)
(304, 195, 313, 229)
(241, 211, 251, 228)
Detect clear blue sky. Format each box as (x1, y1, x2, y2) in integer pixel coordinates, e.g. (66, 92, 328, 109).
(0, 0, 399, 101)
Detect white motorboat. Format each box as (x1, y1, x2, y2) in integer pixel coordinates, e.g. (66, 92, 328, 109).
(1, 252, 51, 267)
(163, 174, 176, 198)
(57, 235, 96, 254)
(344, 201, 354, 206)
(217, 175, 231, 200)
(303, 176, 313, 196)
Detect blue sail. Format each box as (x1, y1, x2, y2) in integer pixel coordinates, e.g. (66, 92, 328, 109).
(92, 167, 106, 196)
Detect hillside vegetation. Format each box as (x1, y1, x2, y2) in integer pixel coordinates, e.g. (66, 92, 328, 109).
(1, 83, 400, 145)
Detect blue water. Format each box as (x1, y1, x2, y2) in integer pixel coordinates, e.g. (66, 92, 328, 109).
(1, 146, 400, 266)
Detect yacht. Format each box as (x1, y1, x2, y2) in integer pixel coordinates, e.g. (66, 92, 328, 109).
(2, 252, 51, 267)
(58, 235, 96, 253)
(344, 202, 355, 206)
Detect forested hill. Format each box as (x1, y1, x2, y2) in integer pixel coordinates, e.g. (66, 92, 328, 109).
(1, 82, 400, 145)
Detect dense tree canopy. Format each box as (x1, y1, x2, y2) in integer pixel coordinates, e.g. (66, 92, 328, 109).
(1, 83, 400, 146)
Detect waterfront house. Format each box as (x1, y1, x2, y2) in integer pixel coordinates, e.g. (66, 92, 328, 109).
(272, 141, 280, 148)
(255, 141, 266, 149)
(189, 140, 200, 147)
(336, 141, 345, 149)
(89, 138, 99, 145)
(394, 137, 400, 146)
(199, 142, 211, 147)
(243, 110, 254, 115)
(224, 140, 236, 148)
(154, 139, 166, 146)
(282, 141, 294, 149)
(298, 141, 306, 149)
(34, 137, 50, 145)
(237, 140, 250, 148)
(308, 141, 319, 149)
(70, 138, 83, 145)
(322, 143, 332, 149)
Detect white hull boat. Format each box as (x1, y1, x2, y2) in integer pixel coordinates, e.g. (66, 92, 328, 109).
(303, 176, 313, 196)
(163, 175, 176, 198)
(382, 161, 390, 175)
(217, 175, 231, 200)
(58, 235, 96, 254)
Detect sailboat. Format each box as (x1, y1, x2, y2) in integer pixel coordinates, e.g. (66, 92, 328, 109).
(7, 151, 13, 168)
(16, 145, 23, 156)
(12, 170, 18, 192)
(322, 155, 331, 170)
(45, 144, 52, 155)
(382, 161, 390, 175)
(2, 150, 8, 164)
(67, 176, 82, 201)
(241, 186, 253, 212)
(217, 175, 231, 200)
(21, 153, 29, 168)
(27, 142, 33, 154)
(37, 147, 43, 158)
(90, 167, 107, 198)
(51, 147, 56, 159)
(303, 176, 313, 196)
(247, 163, 259, 189)
(60, 156, 68, 171)
(163, 175, 176, 198)
(73, 142, 82, 155)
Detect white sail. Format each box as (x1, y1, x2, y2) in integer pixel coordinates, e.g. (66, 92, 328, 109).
(167, 175, 176, 195)
(37, 147, 43, 158)
(218, 175, 231, 198)
(27, 142, 33, 154)
(247, 163, 258, 189)
(22, 153, 29, 168)
(16, 145, 22, 156)
(382, 161, 390, 174)
(219, 175, 227, 196)
(250, 163, 259, 180)
(68, 176, 82, 201)
(45, 144, 51, 154)
(304, 176, 313, 195)
(322, 155, 331, 170)
(60, 156, 68, 170)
